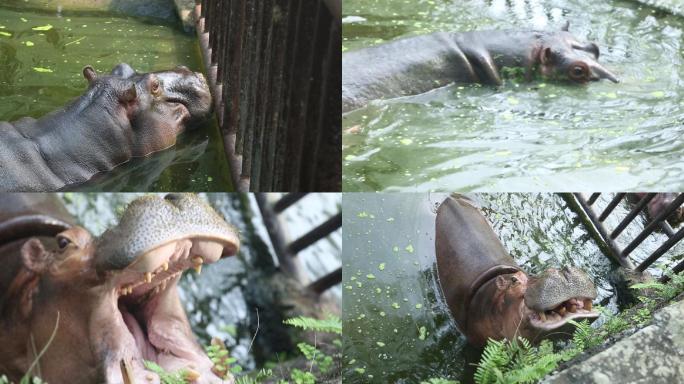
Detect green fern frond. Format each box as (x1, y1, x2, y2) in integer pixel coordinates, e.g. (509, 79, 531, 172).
(284, 315, 342, 334)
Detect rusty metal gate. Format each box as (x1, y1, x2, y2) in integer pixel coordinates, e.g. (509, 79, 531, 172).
(194, 0, 341, 192)
(569, 193, 684, 282)
(255, 193, 342, 294)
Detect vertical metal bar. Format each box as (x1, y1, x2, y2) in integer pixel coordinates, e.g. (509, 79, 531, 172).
(636, 226, 684, 272)
(598, 193, 625, 222)
(283, 0, 320, 191)
(610, 193, 656, 239)
(260, 0, 291, 191)
(622, 193, 684, 257)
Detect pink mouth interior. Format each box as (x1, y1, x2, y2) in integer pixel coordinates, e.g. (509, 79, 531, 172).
(529, 297, 598, 330)
(111, 238, 227, 378)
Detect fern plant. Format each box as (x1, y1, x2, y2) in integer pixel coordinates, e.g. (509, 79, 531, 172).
(143, 361, 188, 384)
(283, 315, 342, 334)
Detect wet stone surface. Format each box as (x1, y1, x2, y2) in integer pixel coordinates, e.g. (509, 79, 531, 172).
(545, 298, 684, 384)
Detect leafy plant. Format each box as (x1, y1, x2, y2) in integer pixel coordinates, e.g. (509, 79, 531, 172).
(143, 361, 188, 384)
(420, 379, 460, 384)
(474, 338, 562, 384)
(283, 315, 342, 335)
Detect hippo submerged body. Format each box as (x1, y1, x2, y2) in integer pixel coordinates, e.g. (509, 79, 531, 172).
(0, 194, 238, 384)
(343, 24, 618, 112)
(0, 63, 212, 192)
(435, 195, 598, 348)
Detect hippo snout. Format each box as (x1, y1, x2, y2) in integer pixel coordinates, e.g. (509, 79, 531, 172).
(523, 266, 597, 312)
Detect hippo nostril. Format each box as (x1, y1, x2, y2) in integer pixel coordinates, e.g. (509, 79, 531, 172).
(164, 193, 183, 201)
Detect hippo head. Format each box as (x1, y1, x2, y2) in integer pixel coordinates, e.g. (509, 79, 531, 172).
(647, 193, 684, 227)
(537, 23, 619, 84)
(494, 266, 598, 344)
(82, 63, 212, 157)
(5, 194, 237, 383)
(435, 195, 598, 349)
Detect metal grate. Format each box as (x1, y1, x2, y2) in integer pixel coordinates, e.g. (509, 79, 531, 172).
(255, 193, 341, 294)
(195, 0, 341, 192)
(570, 193, 684, 282)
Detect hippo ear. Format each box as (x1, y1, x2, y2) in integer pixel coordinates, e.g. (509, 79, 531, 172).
(119, 84, 137, 103)
(111, 63, 136, 79)
(21, 238, 50, 274)
(83, 66, 98, 84)
(541, 47, 555, 64)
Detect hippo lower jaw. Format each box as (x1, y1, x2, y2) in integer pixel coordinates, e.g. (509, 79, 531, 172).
(107, 237, 232, 383)
(527, 297, 598, 332)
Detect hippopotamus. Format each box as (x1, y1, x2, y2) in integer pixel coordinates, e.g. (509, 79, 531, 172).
(0, 63, 212, 192)
(0, 194, 239, 384)
(343, 23, 618, 113)
(435, 195, 598, 348)
(631, 193, 684, 227)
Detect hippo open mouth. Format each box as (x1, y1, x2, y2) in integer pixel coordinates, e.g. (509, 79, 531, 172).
(524, 267, 599, 333)
(113, 238, 229, 374)
(95, 194, 239, 382)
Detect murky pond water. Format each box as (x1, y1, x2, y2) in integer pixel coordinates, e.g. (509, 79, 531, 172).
(60, 193, 342, 370)
(341, 193, 683, 383)
(342, 0, 684, 191)
(0, 5, 232, 191)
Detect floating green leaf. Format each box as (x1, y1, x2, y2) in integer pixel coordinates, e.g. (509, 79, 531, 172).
(0, 31, 11, 37)
(32, 67, 53, 73)
(32, 24, 53, 31)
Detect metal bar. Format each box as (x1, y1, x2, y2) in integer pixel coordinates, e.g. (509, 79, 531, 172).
(307, 267, 342, 294)
(273, 193, 306, 213)
(574, 193, 634, 269)
(622, 193, 684, 257)
(287, 212, 342, 254)
(659, 221, 675, 238)
(663, 260, 684, 282)
(254, 194, 303, 280)
(636, 225, 684, 272)
(587, 193, 601, 206)
(599, 193, 625, 222)
(610, 193, 656, 239)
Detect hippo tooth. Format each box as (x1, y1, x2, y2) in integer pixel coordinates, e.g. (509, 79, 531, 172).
(145, 272, 153, 284)
(146, 373, 155, 382)
(161, 280, 167, 291)
(568, 304, 577, 313)
(558, 306, 566, 316)
(184, 369, 201, 381)
(585, 300, 593, 310)
(192, 256, 204, 274)
(539, 312, 547, 321)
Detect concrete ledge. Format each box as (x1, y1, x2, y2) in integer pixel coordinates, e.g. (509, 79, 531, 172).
(544, 299, 684, 384)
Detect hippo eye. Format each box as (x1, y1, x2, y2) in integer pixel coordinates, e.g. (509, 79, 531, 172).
(511, 276, 519, 284)
(57, 235, 71, 249)
(569, 65, 587, 80)
(151, 79, 161, 95)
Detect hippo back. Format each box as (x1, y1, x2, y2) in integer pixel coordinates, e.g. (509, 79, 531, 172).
(435, 195, 520, 332)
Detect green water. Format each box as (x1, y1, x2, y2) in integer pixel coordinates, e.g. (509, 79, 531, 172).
(341, 193, 684, 383)
(0, 6, 233, 191)
(342, 0, 684, 191)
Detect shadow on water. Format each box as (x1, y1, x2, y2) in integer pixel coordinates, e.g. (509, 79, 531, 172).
(342, 193, 683, 383)
(59, 193, 342, 371)
(343, 0, 684, 191)
(0, 3, 232, 191)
